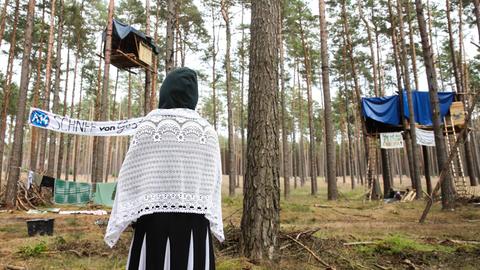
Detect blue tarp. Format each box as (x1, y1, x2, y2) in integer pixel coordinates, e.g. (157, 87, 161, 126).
(361, 91, 455, 127)
(402, 91, 455, 126)
(362, 95, 400, 126)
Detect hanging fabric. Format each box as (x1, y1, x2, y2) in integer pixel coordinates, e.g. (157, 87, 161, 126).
(416, 129, 436, 147)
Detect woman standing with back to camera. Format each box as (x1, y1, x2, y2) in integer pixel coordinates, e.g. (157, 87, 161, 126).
(105, 67, 224, 270)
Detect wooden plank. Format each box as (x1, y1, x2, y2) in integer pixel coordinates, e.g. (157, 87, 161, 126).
(138, 42, 153, 66)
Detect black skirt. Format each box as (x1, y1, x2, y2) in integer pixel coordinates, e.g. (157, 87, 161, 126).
(127, 213, 215, 270)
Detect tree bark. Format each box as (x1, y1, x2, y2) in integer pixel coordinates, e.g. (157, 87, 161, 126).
(398, 0, 422, 199)
(150, 2, 159, 111)
(165, 0, 175, 73)
(414, 0, 455, 210)
(319, 0, 337, 200)
(278, 5, 289, 199)
(240, 0, 246, 183)
(0, 0, 9, 50)
(47, 0, 64, 177)
(57, 39, 70, 179)
(0, 0, 19, 186)
(73, 67, 84, 181)
(342, 0, 368, 189)
(144, 0, 151, 114)
(221, 0, 236, 196)
(4, 0, 35, 208)
(65, 53, 79, 180)
(297, 10, 317, 195)
(240, 0, 280, 261)
(38, 0, 57, 172)
(29, 2, 46, 172)
(92, 0, 114, 189)
(210, 3, 217, 130)
(456, 1, 478, 186)
(297, 63, 306, 187)
(474, 0, 480, 41)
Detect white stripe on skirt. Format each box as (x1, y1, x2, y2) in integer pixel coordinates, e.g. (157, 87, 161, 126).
(126, 230, 210, 270)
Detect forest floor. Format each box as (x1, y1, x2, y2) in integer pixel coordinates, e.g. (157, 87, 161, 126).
(1, 176, 480, 270)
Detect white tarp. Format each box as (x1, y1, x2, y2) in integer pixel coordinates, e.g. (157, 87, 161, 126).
(380, 132, 404, 149)
(28, 107, 145, 136)
(416, 128, 435, 146)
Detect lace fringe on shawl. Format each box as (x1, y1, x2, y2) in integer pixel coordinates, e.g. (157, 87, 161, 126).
(104, 109, 224, 247)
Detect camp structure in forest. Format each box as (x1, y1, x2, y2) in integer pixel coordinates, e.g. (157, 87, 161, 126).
(361, 91, 474, 200)
(103, 19, 160, 72)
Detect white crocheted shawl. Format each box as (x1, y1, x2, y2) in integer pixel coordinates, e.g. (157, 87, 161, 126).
(104, 109, 224, 247)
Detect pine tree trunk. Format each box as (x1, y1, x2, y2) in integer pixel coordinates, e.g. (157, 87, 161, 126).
(65, 53, 79, 180)
(29, 2, 46, 172)
(221, 0, 236, 196)
(47, 0, 64, 177)
(105, 70, 119, 182)
(388, 0, 413, 188)
(319, 0, 336, 199)
(57, 40, 70, 179)
(474, 0, 480, 41)
(73, 67, 84, 182)
(278, 5, 289, 199)
(296, 63, 306, 187)
(240, 0, 246, 184)
(0, 0, 9, 50)
(406, 1, 420, 90)
(414, 0, 455, 209)
(144, 0, 151, 114)
(38, 0, 57, 172)
(165, 0, 175, 73)
(342, 0, 368, 188)
(150, 3, 160, 111)
(456, 1, 478, 186)
(0, 0, 19, 186)
(446, 0, 461, 94)
(341, 46, 356, 189)
(211, 3, 217, 130)
(297, 12, 317, 195)
(4, 0, 35, 208)
(92, 0, 113, 189)
(398, 0, 422, 199)
(241, 0, 280, 261)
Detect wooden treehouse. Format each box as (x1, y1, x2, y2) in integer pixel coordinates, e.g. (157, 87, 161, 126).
(361, 91, 476, 199)
(103, 19, 159, 73)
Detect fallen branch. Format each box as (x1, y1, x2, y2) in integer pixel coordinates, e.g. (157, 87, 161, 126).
(5, 265, 26, 270)
(402, 259, 417, 270)
(343, 241, 376, 246)
(441, 239, 480, 245)
(374, 263, 390, 270)
(286, 234, 332, 269)
(69, 249, 83, 257)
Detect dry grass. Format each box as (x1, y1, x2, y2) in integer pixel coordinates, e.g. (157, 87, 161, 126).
(1, 176, 479, 269)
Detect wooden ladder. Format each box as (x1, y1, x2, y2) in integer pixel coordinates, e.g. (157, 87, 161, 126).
(366, 136, 378, 200)
(444, 118, 468, 197)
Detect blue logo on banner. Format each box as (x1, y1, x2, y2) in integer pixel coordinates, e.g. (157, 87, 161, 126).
(30, 110, 50, 127)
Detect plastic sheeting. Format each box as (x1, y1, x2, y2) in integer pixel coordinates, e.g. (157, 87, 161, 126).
(361, 91, 455, 127)
(362, 95, 400, 126)
(93, 182, 117, 207)
(402, 91, 455, 126)
(54, 179, 91, 205)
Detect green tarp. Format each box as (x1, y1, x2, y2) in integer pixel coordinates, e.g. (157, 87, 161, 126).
(93, 182, 117, 207)
(54, 179, 91, 204)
